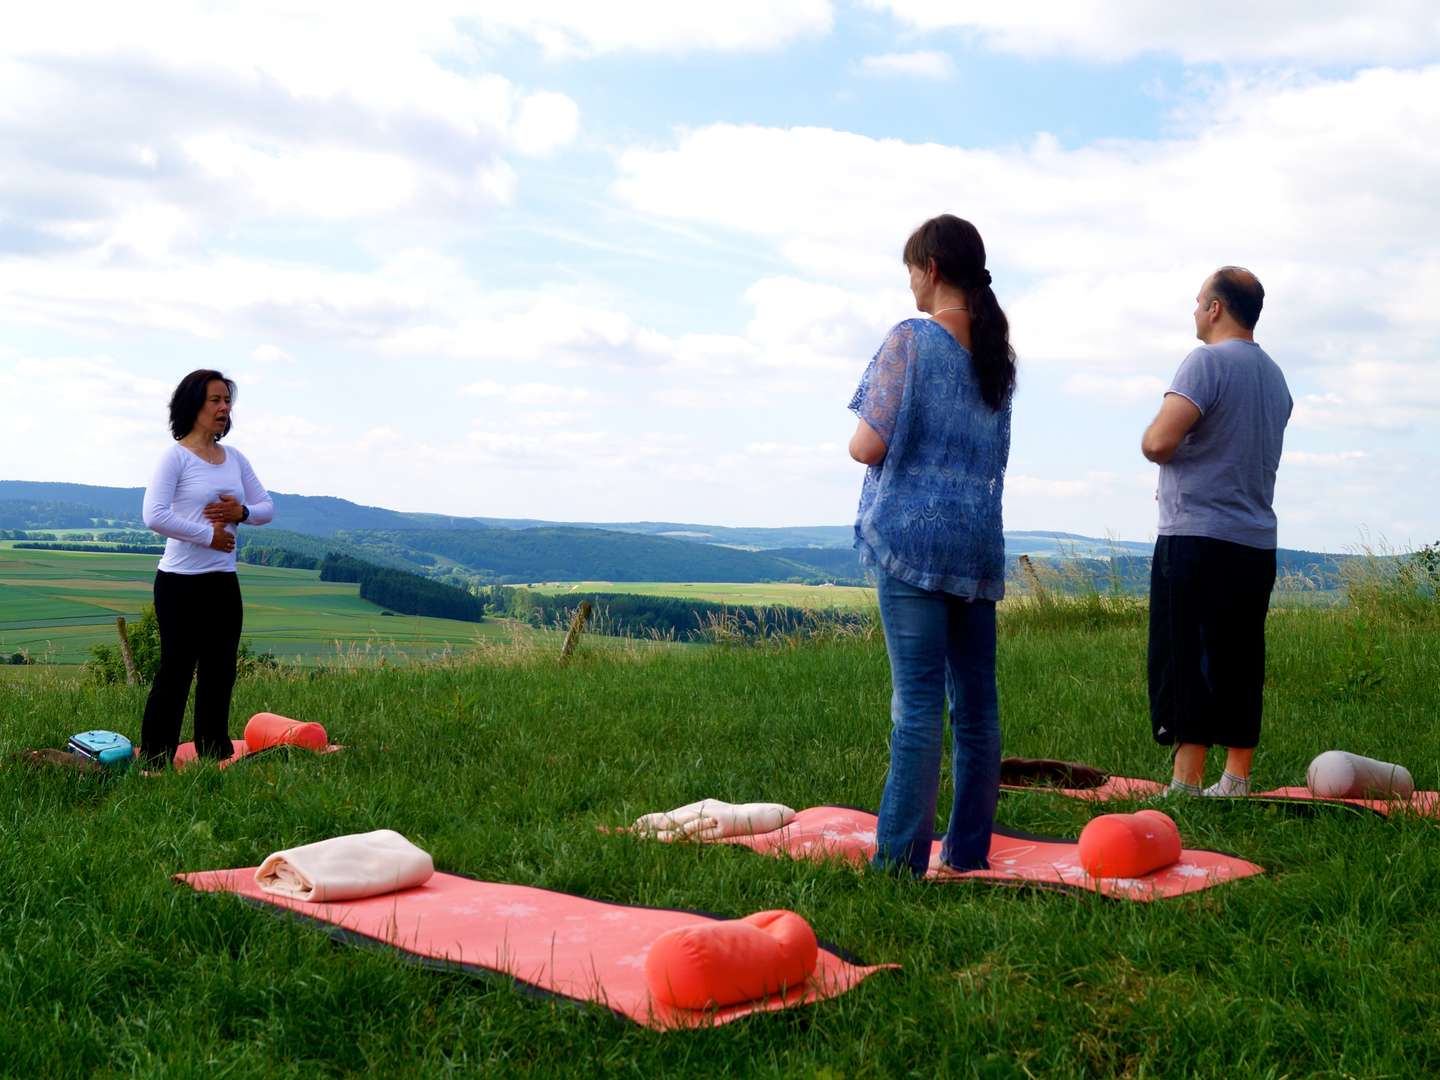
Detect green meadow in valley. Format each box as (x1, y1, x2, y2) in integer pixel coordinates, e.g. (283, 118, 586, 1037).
(2, 584, 1438, 1077)
(526, 580, 876, 611)
(0, 544, 550, 667)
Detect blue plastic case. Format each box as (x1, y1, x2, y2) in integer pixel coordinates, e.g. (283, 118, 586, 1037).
(67, 730, 134, 770)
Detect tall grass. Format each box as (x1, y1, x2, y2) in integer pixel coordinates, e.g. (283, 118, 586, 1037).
(2, 600, 1439, 1076)
(1339, 536, 1440, 624)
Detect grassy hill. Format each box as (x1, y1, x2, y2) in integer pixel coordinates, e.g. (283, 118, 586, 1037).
(0, 479, 1364, 592)
(0, 544, 545, 666)
(355, 527, 821, 584)
(3, 596, 1438, 1074)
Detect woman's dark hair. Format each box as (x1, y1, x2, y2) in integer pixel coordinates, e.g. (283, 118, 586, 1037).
(169, 369, 236, 441)
(903, 214, 1016, 410)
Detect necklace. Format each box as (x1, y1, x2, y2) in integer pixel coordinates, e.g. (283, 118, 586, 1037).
(932, 305, 968, 315)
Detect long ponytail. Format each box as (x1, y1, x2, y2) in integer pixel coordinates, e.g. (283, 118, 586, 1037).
(902, 215, 1016, 411)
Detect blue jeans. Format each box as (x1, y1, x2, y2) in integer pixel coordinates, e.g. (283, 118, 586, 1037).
(872, 572, 1001, 876)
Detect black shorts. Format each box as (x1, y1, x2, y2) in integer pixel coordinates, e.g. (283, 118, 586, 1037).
(1148, 535, 1277, 749)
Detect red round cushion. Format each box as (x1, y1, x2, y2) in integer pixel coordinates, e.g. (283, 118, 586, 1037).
(243, 712, 328, 752)
(645, 910, 819, 1009)
(1078, 810, 1182, 878)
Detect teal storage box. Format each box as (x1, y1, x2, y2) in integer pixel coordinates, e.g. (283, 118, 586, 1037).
(68, 730, 134, 770)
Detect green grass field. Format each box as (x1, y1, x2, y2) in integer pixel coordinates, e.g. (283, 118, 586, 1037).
(525, 579, 877, 610)
(0, 544, 549, 667)
(3, 595, 1438, 1076)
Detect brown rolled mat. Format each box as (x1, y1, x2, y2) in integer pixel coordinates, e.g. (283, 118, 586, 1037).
(13, 748, 105, 774)
(999, 757, 1109, 789)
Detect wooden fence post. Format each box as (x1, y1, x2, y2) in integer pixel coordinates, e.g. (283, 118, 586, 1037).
(116, 616, 140, 686)
(559, 601, 592, 662)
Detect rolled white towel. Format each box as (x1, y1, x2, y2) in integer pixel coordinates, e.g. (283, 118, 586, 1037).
(1306, 751, 1415, 799)
(254, 829, 434, 902)
(631, 800, 796, 841)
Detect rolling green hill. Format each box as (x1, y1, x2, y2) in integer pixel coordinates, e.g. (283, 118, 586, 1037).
(354, 527, 819, 584)
(0, 479, 1360, 591)
(0, 544, 544, 666)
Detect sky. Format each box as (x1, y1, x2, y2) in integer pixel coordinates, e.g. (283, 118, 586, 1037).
(1, 1, 1437, 552)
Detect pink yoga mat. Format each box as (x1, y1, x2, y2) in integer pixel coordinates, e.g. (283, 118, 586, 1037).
(660, 806, 1263, 902)
(1005, 775, 1440, 818)
(176, 869, 893, 1030)
(160, 740, 343, 770)
(1002, 776, 1166, 801)
(1251, 786, 1440, 818)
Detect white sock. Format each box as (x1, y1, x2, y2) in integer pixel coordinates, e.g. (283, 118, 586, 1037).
(1166, 778, 1201, 797)
(1202, 771, 1251, 797)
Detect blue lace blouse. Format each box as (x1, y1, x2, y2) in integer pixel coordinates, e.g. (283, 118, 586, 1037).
(849, 319, 1011, 600)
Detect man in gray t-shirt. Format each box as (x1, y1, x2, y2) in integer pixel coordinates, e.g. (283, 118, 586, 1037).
(1141, 267, 1292, 798)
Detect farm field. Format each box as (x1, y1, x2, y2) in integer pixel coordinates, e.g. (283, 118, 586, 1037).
(525, 579, 877, 610)
(3, 596, 1439, 1075)
(0, 544, 550, 667)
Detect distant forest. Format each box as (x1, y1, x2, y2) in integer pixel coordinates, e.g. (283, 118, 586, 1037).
(319, 554, 483, 623)
(481, 586, 865, 642)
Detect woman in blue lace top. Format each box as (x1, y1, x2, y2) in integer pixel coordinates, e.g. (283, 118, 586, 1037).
(848, 214, 1016, 876)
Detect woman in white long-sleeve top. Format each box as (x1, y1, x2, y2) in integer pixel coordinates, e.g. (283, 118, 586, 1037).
(140, 369, 274, 766)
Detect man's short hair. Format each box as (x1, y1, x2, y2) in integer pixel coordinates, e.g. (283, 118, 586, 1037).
(1206, 267, 1264, 330)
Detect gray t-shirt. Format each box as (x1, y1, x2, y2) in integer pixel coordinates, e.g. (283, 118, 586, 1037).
(1157, 338, 1292, 549)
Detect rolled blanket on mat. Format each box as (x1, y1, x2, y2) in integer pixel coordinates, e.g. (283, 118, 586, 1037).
(1306, 751, 1415, 799)
(1000, 757, 1109, 790)
(632, 800, 797, 841)
(254, 829, 434, 902)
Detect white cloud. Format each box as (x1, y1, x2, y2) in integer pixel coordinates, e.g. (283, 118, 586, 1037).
(1062, 373, 1169, 404)
(867, 0, 1440, 64)
(510, 92, 582, 156)
(181, 135, 422, 219)
(1290, 360, 1440, 432)
(1283, 450, 1368, 467)
(1007, 473, 1106, 500)
(0, 356, 170, 484)
(251, 345, 294, 366)
(462, 381, 595, 406)
(612, 67, 1440, 410)
(744, 440, 844, 465)
(517, 410, 581, 428)
(463, 1, 834, 57)
(0, 7, 580, 260)
(857, 50, 954, 80)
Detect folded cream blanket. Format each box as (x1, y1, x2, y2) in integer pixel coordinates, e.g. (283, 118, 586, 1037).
(254, 829, 434, 902)
(631, 800, 797, 841)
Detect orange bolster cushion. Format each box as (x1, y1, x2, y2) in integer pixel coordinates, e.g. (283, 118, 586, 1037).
(243, 712, 328, 752)
(645, 909, 819, 1009)
(1078, 809, 1182, 879)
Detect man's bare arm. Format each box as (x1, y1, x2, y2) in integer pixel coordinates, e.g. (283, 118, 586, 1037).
(1141, 393, 1202, 464)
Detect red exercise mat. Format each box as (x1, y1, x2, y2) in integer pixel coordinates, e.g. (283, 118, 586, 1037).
(674, 806, 1262, 902)
(169, 739, 343, 770)
(175, 869, 893, 1030)
(1250, 786, 1440, 818)
(1005, 774, 1440, 818)
(1001, 775, 1167, 801)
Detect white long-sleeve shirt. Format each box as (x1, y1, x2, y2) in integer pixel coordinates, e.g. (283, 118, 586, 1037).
(142, 443, 274, 574)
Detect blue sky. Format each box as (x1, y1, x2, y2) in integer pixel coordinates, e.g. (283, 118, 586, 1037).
(1, 2, 1437, 552)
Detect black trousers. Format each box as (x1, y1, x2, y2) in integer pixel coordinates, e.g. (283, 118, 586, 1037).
(1148, 535, 1276, 750)
(140, 570, 243, 766)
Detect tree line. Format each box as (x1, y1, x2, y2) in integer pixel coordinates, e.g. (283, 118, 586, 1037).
(479, 585, 864, 642)
(320, 554, 483, 623)
(14, 542, 165, 555)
